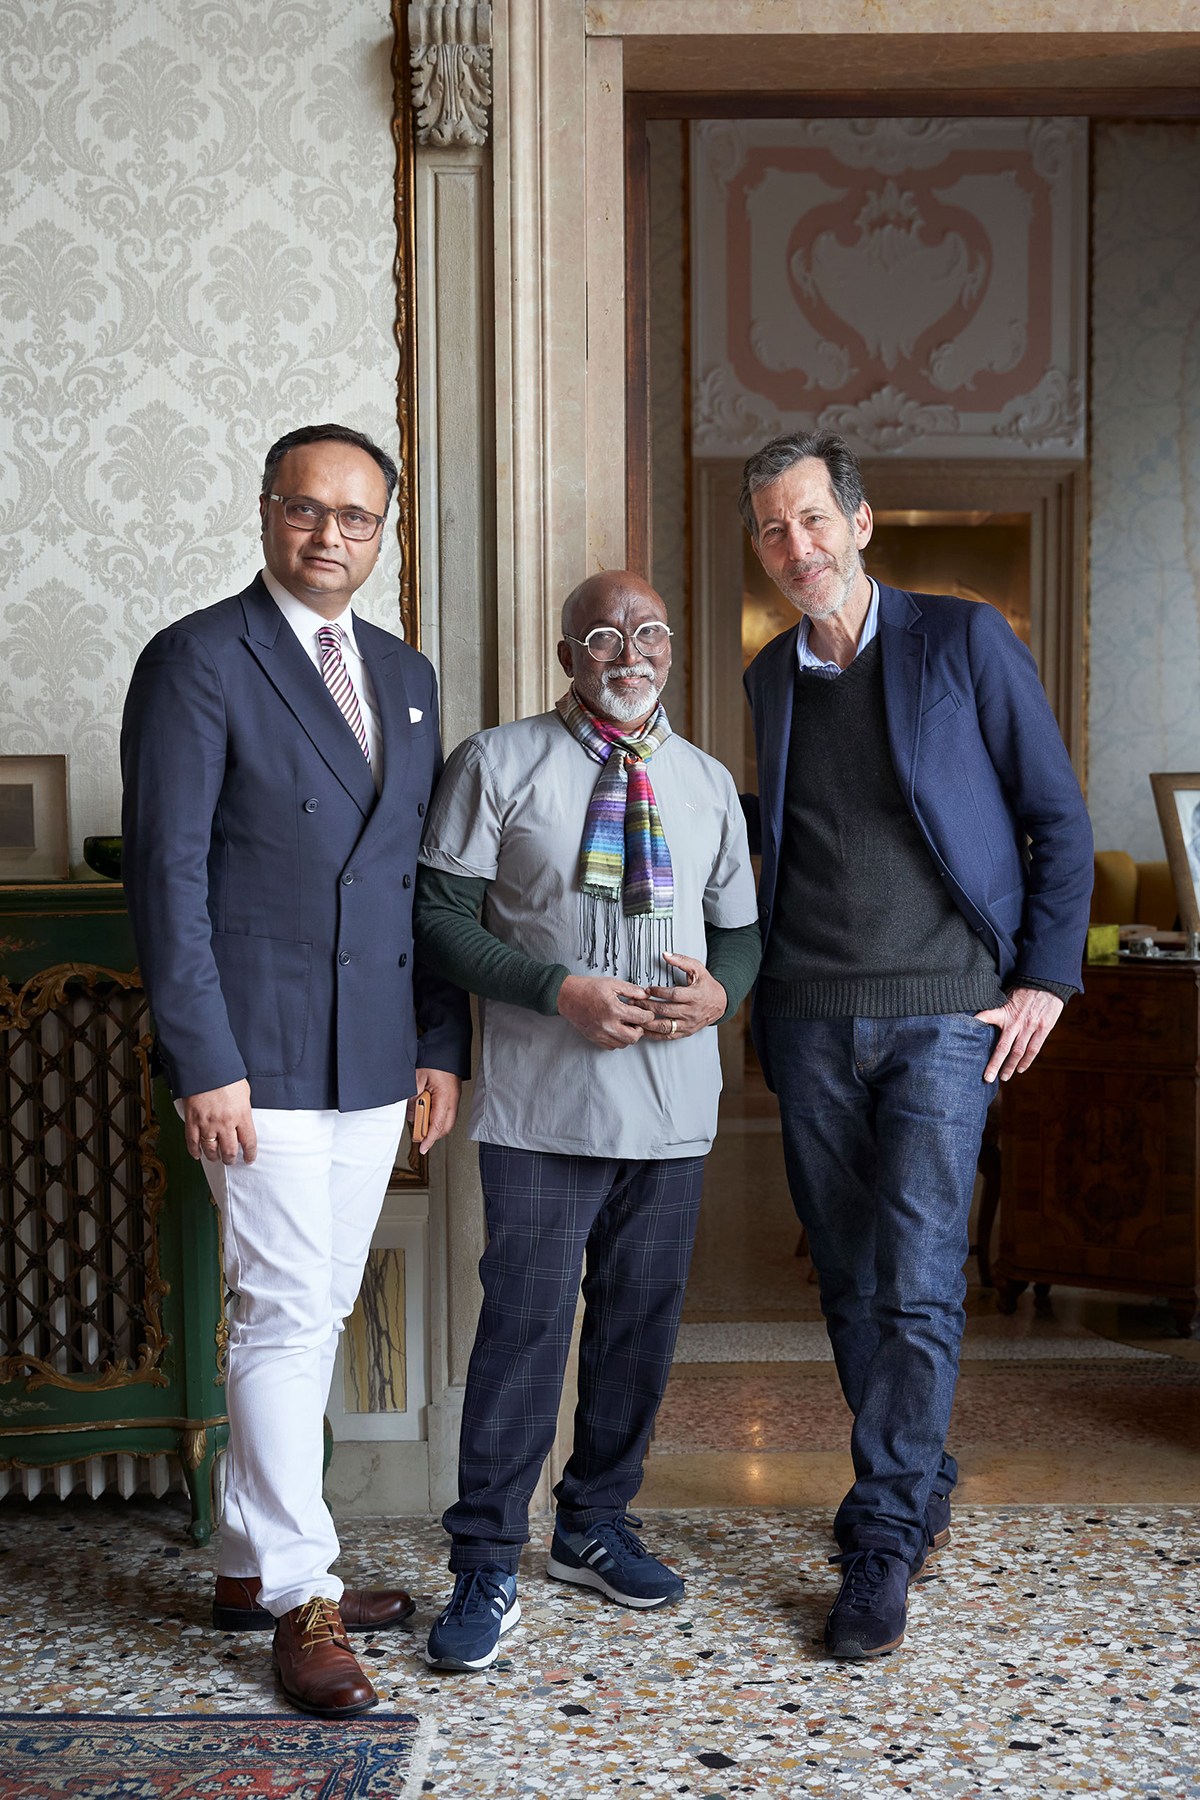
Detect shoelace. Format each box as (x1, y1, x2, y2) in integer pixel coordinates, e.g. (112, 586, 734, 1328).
(828, 1549, 897, 1613)
(443, 1567, 511, 1622)
(588, 1514, 652, 1563)
(295, 1596, 352, 1653)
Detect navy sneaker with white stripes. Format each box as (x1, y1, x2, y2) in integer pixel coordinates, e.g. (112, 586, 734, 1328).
(546, 1514, 685, 1609)
(425, 1567, 520, 1671)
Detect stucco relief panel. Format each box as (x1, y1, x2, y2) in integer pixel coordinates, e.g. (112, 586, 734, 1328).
(691, 118, 1087, 460)
(0, 0, 402, 859)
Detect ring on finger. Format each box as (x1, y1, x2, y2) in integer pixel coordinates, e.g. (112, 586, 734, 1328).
(668, 1018, 678, 1037)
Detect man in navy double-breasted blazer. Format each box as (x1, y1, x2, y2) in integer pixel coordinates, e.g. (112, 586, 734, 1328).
(121, 424, 471, 1718)
(739, 431, 1092, 1662)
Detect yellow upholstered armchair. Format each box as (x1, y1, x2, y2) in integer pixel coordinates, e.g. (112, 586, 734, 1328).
(1090, 851, 1179, 929)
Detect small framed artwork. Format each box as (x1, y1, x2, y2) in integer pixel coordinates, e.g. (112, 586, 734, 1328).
(1150, 772, 1200, 935)
(0, 755, 70, 881)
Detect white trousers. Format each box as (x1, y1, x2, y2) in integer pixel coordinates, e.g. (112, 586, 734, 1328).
(190, 1102, 407, 1616)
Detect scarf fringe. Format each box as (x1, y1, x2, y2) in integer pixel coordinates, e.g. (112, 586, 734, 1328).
(580, 895, 674, 986)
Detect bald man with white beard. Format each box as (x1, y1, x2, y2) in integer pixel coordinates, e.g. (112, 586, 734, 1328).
(412, 571, 761, 1673)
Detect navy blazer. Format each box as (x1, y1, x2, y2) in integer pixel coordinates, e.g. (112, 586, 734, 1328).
(743, 585, 1093, 1079)
(121, 575, 471, 1110)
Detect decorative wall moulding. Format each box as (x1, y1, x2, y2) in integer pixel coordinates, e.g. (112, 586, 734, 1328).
(691, 118, 1087, 461)
(409, 1, 493, 148)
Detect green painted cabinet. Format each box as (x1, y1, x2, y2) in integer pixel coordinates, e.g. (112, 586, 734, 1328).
(0, 882, 228, 1541)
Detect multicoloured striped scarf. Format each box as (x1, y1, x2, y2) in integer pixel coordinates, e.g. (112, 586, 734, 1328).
(555, 687, 674, 983)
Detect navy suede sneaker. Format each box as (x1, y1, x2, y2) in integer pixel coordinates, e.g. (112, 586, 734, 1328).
(425, 1567, 520, 1671)
(824, 1548, 911, 1659)
(925, 1490, 952, 1556)
(546, 1514, 685, 1609)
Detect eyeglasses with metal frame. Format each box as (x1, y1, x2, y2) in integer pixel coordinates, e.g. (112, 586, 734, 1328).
(268, 494, 386, 542)
(565, 623, 674, 662)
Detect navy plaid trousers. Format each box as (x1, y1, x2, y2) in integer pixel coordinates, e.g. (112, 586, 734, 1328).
(443, 1143, 706, 1572)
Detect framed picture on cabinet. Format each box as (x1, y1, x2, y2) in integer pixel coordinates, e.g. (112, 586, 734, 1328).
(1150, 771, 1200, 936)
(0, 754, 69, 881)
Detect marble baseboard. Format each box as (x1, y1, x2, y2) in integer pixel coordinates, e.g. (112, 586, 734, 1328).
(324, 1441, 430, 1516)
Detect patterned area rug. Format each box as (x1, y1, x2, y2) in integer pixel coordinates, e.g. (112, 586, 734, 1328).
(0, 1712, 421, 1799)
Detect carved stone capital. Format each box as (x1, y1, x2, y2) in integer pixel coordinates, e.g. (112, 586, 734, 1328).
(409, 3, 492, 149)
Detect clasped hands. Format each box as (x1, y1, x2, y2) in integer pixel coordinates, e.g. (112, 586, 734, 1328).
(556, 953, 727, 1050)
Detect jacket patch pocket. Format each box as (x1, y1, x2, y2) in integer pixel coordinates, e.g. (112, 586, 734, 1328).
(920, 691, 962, 735)
(211, 932, 312, 1077)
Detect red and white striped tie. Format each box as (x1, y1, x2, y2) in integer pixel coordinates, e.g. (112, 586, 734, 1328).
(317, 623, 370, 762)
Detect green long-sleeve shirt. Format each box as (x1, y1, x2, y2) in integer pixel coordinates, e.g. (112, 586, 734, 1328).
(414, 866, 761, 1022)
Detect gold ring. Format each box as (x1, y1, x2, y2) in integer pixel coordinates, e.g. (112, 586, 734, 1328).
(201, 1135, 219, 1145)
(668, 1019, 678, 1037)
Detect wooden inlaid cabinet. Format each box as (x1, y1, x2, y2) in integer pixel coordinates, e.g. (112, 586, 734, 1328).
(996, 960, 1200, 1335)
(0, 884, 229, 1539)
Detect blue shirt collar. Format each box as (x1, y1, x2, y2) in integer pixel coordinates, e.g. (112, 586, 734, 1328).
(796, 577, 879, 677)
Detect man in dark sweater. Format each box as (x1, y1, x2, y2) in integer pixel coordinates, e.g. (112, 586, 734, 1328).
(741, 430, 1093, 1660)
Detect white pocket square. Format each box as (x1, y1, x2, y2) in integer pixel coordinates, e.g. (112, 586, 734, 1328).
(409, 707, 423, 723)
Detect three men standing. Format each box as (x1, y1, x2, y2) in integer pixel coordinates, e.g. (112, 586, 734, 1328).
(121, 415, 1091, 1696)
(414, 571, 761, 1670)
(121, 424, 471, 1716)
(740, 431, 1092, 1658)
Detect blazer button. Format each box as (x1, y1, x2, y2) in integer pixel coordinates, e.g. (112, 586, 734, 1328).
(338, 951, 351, 965)
(403, 874, 412, 888)
(304, 798, 319, 813)
(398, 952, 408, 967)
(342, 872, 355, 885)
(417, 802, 426, 817)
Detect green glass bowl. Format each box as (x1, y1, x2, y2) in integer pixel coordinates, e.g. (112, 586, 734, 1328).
(83, 835, 123, 881)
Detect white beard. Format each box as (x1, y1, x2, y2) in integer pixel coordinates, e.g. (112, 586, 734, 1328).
(592, 664, 663, 723)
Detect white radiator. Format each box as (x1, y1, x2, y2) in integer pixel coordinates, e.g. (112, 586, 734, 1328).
(0, 1450, 225, 1507)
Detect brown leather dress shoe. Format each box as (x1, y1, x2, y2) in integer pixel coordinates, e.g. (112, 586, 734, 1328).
(213, 1575, 415, 1633)
(273, 1597, 378, 1718)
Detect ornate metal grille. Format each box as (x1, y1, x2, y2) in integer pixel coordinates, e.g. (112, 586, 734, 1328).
(0, 966, 168, 1391)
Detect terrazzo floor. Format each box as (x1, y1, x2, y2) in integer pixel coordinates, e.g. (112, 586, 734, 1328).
(653, 1361, 1200, 1456)
(1, 1500, 1198, 1797)
(5, 1091, 1198, 1792)
(672, 1320, 1170, 1363)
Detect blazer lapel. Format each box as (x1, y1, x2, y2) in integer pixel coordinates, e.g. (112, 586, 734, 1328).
(761, 626, 799, 856)
(878, 584, 926, 804)
(240, 576, 377, 817)
(355, 619, 414, 806)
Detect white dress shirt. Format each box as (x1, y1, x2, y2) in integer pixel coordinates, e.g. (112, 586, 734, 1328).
(262, 567, 383, 789)
(796, 577, 880, 679)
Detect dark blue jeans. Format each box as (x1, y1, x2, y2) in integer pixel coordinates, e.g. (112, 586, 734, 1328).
(763, 1013, 997, 1565)
(443, 1145, 705, 1573)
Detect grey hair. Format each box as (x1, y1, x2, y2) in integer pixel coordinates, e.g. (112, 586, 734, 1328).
(738, 430, 866, 542)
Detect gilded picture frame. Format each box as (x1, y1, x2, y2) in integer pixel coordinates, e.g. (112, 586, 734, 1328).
(390, 0, 419, 651)
(0, 755, 70, 882)
(1150, 772, 1200, 936)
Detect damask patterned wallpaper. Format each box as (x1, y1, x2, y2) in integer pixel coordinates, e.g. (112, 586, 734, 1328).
(0, 0, 402, 864)
(1090, 123, 1200, 863)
